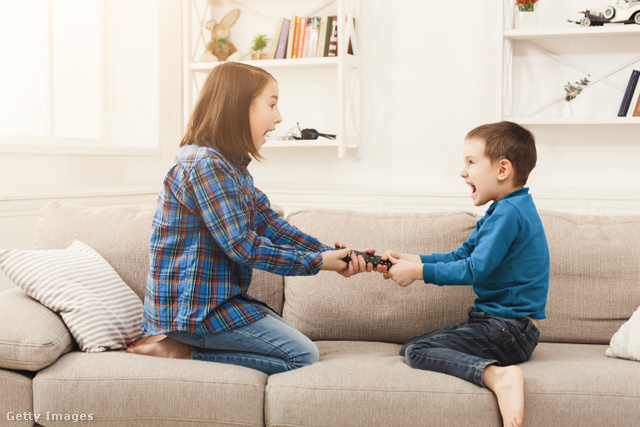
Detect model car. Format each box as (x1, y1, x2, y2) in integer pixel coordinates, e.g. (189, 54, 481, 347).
(577, 0, 640, 26)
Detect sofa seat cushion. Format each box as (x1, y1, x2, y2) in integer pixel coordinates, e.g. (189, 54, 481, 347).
(265, 341, 640, 427)
(33, 351, 267, 427)
(0, 288, 75, 371)
(0, 369, 34, 427)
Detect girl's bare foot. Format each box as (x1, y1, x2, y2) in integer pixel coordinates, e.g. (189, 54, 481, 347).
(126, 335, 191, 360)
(482, 365, 525, 427)
(127, 334, 167, 351)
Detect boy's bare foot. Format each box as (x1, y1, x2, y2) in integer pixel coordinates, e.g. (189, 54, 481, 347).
(482, 365, 525, 427)
(126, 335, 191, 360)
(127, 334, 167, 350)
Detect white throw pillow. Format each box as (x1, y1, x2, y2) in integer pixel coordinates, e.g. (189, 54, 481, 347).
(0, 240, 144, 352)
(606, 304, 640, 362)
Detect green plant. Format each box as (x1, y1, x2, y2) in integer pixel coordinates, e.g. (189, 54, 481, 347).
(251, 34, 269, 52)
(564, 75, 590, 102)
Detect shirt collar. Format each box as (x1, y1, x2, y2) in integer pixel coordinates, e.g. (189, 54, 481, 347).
(486, 187, 529, 214)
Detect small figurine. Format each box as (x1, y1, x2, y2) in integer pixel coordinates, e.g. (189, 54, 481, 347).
(200, 9, 244, 62)
(572, 0, 640, 26)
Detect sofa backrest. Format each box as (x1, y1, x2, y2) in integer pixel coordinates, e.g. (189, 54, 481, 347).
(283, 209, 640, 345)
(34, 202, 285, 313)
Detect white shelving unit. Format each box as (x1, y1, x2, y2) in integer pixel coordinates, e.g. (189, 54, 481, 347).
(500, 1, 640, 125)
(183, 0, 362, 158)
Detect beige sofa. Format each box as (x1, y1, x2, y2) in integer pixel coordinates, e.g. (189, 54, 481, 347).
(1, 201, 639, 426)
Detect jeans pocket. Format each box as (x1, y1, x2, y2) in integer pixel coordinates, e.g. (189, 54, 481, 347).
(482, 327, 526, 365)
(512, 321, 539, 361)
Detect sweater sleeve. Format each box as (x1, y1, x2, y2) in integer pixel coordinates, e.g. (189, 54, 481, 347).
(422, 204, 521, 286)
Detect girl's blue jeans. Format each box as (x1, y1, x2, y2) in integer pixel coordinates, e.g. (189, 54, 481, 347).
(400, 308, 540, 387)
(167, 309, 319, 375)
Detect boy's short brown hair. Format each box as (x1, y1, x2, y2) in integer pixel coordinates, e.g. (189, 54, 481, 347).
(180, 62, 276, 161)
(466, 121, 536, 187)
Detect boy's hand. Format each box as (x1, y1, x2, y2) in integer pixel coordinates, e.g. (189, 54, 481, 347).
(386, 254, 423, 287)
(376, 250, 421, 278)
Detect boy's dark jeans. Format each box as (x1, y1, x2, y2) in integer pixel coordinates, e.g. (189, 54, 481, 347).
(400, 307, 540, 387)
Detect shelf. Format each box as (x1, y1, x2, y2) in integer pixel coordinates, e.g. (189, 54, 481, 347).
(505, 117, 640, 125)
(189, 56, 341, 71)
(184, 0, 362, 158)
(263, 139, 339, 148)
(504, 24, 640, 40)
(501, 0, 640, 126)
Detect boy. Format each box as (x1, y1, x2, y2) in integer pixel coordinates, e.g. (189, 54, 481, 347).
(380, 121, 549, 427)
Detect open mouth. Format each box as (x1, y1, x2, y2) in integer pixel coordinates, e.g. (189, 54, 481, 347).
(467, 182, 477, 196)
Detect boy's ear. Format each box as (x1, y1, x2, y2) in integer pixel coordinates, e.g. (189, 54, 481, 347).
(497, 159, 513, 182)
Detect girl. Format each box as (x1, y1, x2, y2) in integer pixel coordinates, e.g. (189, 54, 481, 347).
(127, 62, 368, 375)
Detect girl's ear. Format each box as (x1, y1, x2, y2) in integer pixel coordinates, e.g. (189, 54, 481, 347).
(497, 159, 513, 182)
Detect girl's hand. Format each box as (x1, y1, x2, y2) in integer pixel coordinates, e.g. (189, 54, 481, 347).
(325, 244, 375, 278)
(385, 254, 423, 287)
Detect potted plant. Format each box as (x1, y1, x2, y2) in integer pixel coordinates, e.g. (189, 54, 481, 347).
(251, 34, 269, 60)
(514, 0, 539, 28)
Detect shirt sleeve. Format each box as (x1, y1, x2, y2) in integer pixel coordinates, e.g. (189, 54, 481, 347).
(254, 188, 333, 253)
(188, 157, 324, 276)
(420, 234, 476, 264)
(421, 204, 522, 286)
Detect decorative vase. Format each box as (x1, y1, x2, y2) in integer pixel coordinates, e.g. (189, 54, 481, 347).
(515, 4, 538, 29)
(562, 101, 573, 119)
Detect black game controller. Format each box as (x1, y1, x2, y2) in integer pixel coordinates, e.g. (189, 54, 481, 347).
(336, 246, 393, 269)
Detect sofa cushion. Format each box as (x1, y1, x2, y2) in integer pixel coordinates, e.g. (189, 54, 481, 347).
(283, 209, 478, 343)
(33, 351, 267, 427)
(33, 201, 286, 313)
(0, 288, 75, 371)
(0, 369, 34, 427)
(0, 240, 142, 352)
(265, 341, 640, 427)
(34, 202, 156, 301)
(0, 240, 144, 353)
(539, 210, 640, 344)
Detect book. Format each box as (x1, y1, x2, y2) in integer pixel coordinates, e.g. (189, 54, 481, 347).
(618, 69, 639, 117)
(268, 17, 285, 60)
(634, 90, 640, 117)
(627, 78, 640, 117)
(275, 18, 290, 59)
(316, 16, 328, 58)
(323, 16, 333, 57)
(286, 16, 297, 59)
(327, 15, 338, 57)
(304, 17, 320, 58)
(296, 17, 307, 59)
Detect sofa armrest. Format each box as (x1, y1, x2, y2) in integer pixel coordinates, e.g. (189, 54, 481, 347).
(0, 288, 75, 371)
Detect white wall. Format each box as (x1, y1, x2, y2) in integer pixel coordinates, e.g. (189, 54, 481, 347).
(249, 0, 640, 213)
(2, 0, 640, 292)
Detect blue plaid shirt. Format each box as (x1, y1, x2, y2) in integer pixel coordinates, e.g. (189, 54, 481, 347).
(142, 144, 331, 335)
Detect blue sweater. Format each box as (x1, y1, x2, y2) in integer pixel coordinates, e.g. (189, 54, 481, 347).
(420, 188, 549, 319)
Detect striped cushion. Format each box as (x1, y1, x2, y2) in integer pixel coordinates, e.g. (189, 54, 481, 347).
(0, 240, 143, 352)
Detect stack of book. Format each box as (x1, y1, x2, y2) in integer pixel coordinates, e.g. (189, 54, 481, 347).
(618, 69, 640, 117)
(266, 16, 339, 60)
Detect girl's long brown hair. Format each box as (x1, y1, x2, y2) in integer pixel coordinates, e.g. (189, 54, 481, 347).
(181, 62, 276, 161)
